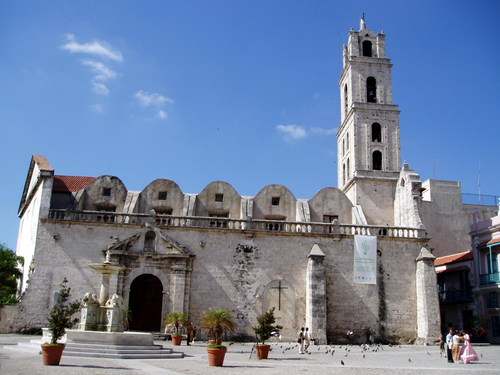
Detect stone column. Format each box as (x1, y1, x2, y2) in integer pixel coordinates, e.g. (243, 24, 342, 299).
(171, 263, 188, 313)
(99, 274, 111, 305)
(415, 247, 441, 344)
(306, 244, 327, 344)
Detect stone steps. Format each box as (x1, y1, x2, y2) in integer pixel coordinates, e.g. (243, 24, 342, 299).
(10, 341, 184, 359)
(63, 350, 183, 359)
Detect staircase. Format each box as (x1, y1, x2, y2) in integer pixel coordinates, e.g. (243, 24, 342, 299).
(11, 340, 184, 359)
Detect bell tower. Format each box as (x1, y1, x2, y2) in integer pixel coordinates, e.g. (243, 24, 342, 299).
(337, 17, 401, 225)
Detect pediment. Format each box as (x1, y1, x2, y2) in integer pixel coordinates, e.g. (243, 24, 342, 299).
(102, 226, 193, 258)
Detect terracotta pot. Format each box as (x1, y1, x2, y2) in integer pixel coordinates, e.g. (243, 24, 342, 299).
(41, 343, 65, 366)
(208, 338, 223, 345)
(207, 346, 226, 366)
(171, 335, 182, 346)
(256, 344, 270, 360)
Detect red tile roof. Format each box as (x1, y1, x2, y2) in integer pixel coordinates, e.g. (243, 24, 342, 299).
(53, 175, 95, 193)
(434, 250, 473, 267)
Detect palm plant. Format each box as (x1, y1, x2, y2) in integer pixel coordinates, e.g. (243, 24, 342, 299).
(253, 308, 282, 345)
(46, 278, 81, 344)
(201, 308, 236, 345)
(165, 312, 188, 336)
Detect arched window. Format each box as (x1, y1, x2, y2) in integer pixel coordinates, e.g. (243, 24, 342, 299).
(342, 163, 346, 184)
(342, 138, 345, 156)
(347, 158, 350, 179)
(344, 84, 348, 116)
(144, 231, 156, 252)
(367, 77, 377, 103)
(372, 150, 382, 170)
(371, 123, 382, 142)
(346, 132, 350, 150)
(362, 40, 372, 57)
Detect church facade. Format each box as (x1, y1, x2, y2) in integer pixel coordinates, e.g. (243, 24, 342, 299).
(10, 19, 495, 344)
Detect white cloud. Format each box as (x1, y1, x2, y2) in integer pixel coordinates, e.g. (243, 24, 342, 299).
(276, 124, 338, 142)
(157, 110, 168, 120)
(92, 82, 109, 96)
(135, 90, 173, 107)
(134, 90, 173, 121)
(310, 127, 337, 136)
(81, 60, 116, 81)
(276, 124, 307, 141)
(61, 34, 123, 62)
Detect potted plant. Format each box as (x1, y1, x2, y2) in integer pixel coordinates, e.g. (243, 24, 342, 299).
(253, 307, 282, 359)
(165, 312, 187, 345)
(201, 308, 236, 366)
(41, 278, 81, 366)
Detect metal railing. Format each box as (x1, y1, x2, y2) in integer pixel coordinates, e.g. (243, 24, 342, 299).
(480, 272, 500, 286)
(438, 289, 473, 304)
(462, 193, 499, 206)
(47, 209, 426, 239)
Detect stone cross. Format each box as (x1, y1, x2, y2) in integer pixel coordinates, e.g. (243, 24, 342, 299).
(270, 280, 288, 311)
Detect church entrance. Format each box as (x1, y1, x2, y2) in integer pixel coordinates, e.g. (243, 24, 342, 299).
(128, 274, 163, 332)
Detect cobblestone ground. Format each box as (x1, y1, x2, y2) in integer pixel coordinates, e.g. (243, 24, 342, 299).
(1, 335, 499, 375)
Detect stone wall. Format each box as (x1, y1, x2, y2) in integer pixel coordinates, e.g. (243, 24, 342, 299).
(16, 218, 432, 343)
(0, 305, 20, 333)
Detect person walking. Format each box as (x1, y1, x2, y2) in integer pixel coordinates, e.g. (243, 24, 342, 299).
(445, 327, 454, 363)
(298, 327, 305, 354)
(304, 328, 311, 353)
(452, 330, 462, 362)
(185, 321, 193, 346)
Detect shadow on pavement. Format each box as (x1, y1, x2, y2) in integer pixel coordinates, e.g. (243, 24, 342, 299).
(60, 364, 132, 370)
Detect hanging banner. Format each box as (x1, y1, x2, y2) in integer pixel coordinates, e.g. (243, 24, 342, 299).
(353, 235, 377, 285)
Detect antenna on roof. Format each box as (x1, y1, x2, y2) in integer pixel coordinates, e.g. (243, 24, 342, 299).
(477, 160, 481, 203)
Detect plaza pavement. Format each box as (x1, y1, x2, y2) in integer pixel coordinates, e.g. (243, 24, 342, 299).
(1, 334, 499, 375)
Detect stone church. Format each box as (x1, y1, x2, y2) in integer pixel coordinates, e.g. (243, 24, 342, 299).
(11, 18, 493, 344)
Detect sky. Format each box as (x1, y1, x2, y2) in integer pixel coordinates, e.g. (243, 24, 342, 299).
(1, 0, 499, 249)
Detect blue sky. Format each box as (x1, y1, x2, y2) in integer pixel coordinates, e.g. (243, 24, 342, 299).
(1, 1, 499, 249)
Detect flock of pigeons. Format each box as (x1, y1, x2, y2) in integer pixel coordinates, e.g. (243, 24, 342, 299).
(267, 342, 409, 366)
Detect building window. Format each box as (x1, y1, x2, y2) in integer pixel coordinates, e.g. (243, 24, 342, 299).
(362, 40, 372, 57)
(488, 292, 499, 308)
(323, 215, 339, 224)
(372, 123, 382, 142)
(215, 193, 224, 202)
(346, 132, 349, 150)
(492, 316, 500, 337)
(102, 187, 112, 197)
(344, 84, 348, 116)
(144, 231, 156, 252)
(209, 212, 229, 228)
(158, 191, 168, 200)
(372, 150, 382, 170)
(367, 76, 377, 103)
(323, 215, 339, 234)
(342, 163, 346, 184)
(342, 138, 345, 156)
(347, 158, 350, 179)
(271, 197, 280, 206)
(155, 208, 173, 225)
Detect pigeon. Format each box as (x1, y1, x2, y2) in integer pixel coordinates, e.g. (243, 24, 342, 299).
(341, 360, 345, 366)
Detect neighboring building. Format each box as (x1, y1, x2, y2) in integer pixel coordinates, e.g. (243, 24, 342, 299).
(471, 208, 500, 343)
(435, 251, 475, 333)
(7, 18, 496, 344)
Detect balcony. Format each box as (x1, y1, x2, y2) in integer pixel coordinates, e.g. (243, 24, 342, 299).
(439, 289, 473, 304)
(47, 209, 426, 239)
(480, 273, 500, 286)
